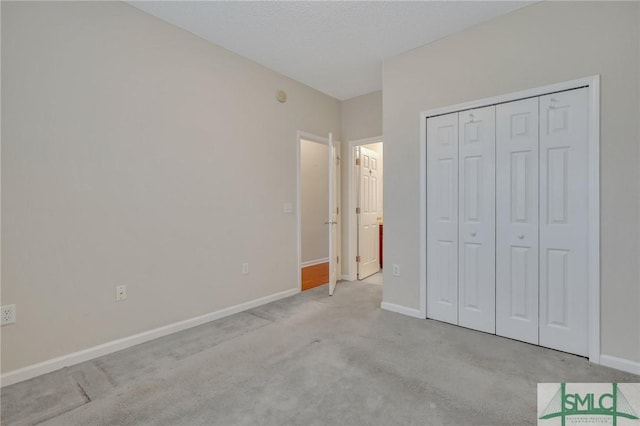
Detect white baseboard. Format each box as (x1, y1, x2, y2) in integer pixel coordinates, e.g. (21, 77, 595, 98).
(380, 302, 424, 319)
(341, 274, 351, 281)
(1, 287, 300, 387)
(599, 354, 640, 375)
(300, 258, 329, 268)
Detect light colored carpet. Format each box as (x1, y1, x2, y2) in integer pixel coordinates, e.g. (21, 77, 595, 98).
(360, 271, 383, 285)
(2, 281, 637, 425)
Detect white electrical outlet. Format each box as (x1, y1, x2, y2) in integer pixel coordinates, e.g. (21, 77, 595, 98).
(1, 305, 16, 326)
(242, 263, 249, 275)
(392, 264, 400, 277)
(115, 285, 127, 302)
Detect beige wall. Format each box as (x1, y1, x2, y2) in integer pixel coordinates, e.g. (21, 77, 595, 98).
(340, 91, 382, 143)
(300, 140, 329, 263)
(339, 91, 383, 276)
(383, 1, 640, 363)
(1, 1, 341, 373)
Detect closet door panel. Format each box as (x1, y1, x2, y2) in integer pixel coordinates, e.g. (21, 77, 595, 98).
(496, 98, 539, 344)
(539, 88, 589, 356)
(427, 112, 459, 325)
(458, 106, 496, 333)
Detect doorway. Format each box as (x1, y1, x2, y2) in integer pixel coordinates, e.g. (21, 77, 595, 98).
(296, 132, 341, 293)
(346, 137, 383, 282)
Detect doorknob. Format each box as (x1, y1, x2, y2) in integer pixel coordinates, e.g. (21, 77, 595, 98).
(470, 232, 476, 237)
(518, 234, 525, 239)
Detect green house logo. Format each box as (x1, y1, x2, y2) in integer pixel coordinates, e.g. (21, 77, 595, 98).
(539, 383, 639, 425)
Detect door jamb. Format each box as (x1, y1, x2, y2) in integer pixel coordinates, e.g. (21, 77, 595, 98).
(346, 136, 383, 282)
(419, 75, 600, 364)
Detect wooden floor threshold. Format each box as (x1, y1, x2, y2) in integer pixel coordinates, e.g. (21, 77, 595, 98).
(301, 262, 329, 291)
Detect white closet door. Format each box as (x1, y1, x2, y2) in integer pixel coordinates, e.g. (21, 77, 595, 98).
(427, 112, 459, 325)
(539, 88, 589, 356)
(457, 107, 496, 333)
(496, 98, 539, 344)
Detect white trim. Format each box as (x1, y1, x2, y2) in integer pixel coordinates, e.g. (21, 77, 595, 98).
(381, 302, 423, 319)
(300, 258, 329, 268)
(599, 354, 640, 375)
(1, 287, 299, 387)
(341, 274, 351, 281)
(419, 110, 428, 319)
(297, 131, 329, 145)
(335, 139, 342, 284)
(419, 76, 601, 362)
(346, 136, 383, 283)
(422, 76, 598, 118)
(587, 76, 601, 364)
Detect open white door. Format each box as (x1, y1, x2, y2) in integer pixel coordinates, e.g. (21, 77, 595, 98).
(357, 146, 380, 279)
(328, 133, 338, 295)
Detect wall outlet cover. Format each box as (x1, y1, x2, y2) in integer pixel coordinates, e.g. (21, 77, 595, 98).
(116, 285, 127, 302)
(392, 264, 400, 277)
(1, 305, 16, 326)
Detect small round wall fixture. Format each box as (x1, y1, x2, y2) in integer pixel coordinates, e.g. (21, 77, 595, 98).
(276, 90, 287, 103)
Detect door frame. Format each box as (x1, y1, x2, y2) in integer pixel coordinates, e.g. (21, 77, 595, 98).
(345, 136, 383, 282)
(419, 75, 600, 364)
(296, 131, 341, 292)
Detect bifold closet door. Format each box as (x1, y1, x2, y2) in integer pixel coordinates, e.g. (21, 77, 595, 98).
(427, 112, 459, 325)
(427, 87, 590, 357)
(496, 98, 539, 344)
(458, 107, 496, 333)
(539, 88, 589, 356)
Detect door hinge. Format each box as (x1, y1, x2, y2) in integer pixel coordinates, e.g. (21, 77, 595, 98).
(337, 256, 340, 264)
(355, 158, 361, 166)
(356, 207, 361, 214)
(337, 207, 339, 215)
(356, 256, 361, 263)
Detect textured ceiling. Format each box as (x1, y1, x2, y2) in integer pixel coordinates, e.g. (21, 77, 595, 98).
(128, 1, 533, 100)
